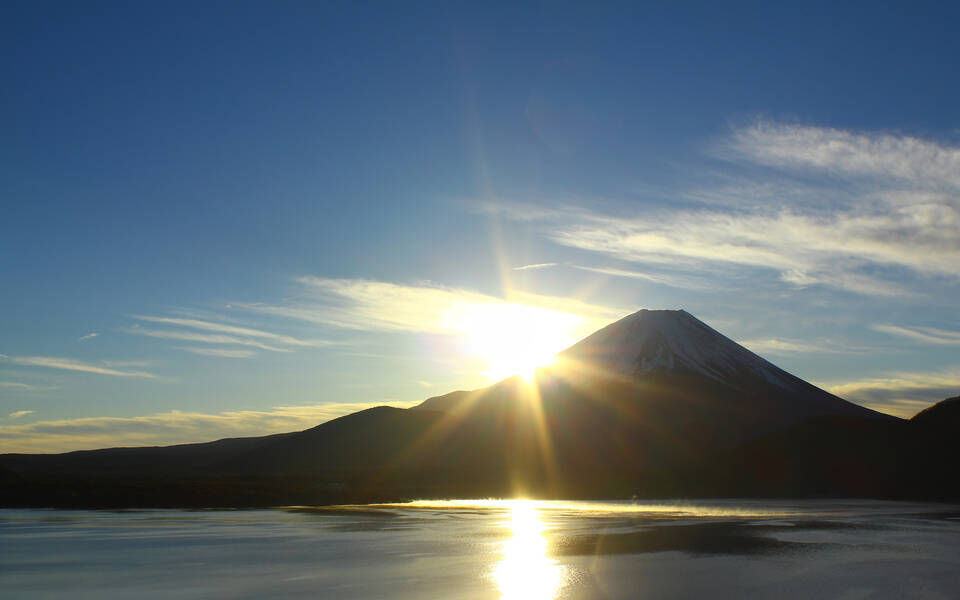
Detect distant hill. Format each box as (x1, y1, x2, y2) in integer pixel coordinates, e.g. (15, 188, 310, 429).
(911, 395, 960, 430)
(1, 310, 956, 508)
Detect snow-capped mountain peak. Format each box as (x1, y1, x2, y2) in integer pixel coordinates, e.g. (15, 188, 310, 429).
(559, 309, 794, 390)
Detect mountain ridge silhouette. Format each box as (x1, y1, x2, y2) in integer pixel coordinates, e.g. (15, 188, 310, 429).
(2, 310, 956, 507)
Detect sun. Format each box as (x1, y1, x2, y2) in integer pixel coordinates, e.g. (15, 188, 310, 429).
(447, 302, 582, 381)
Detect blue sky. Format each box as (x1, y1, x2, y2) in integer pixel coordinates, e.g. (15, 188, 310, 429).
(2, 1, 959, 451)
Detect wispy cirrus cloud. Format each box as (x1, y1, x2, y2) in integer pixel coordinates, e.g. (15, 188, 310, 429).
(872, 324, 960, 345)
(571, 265, 710, 290)
(1, 356, 156, 378)
(123, 315, 333, 356)
(496, 121, 960, 298)
(8, 410, 33, 419)
(512, 262, 557, 271)
(741, 338, 868, 356)
(233, 278, 629, 380)
(78, 332, 98, 342)
(0, 381, 56, 392)
(124, 328, 291, 352)
(823, 368, 960, 418)
(725, 121, 960, 189)
(238, 277, 626, 337)
(0, 401, 419, 453)
(176, 347, 256, 358)
(542, 206, 936, 297)
(131, 316, 328, 348)
(100, 360, 153, 368)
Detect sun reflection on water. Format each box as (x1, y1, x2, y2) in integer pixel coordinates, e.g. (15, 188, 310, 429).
(493, 500, 566, 600)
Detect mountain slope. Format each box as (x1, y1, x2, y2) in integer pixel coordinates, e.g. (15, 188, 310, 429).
(911, 395, 960, 430)
(417, 310, 888, 437)
(556, 309, 885, 419)
(228, 309, 900, 498)
(2, 309, 929, 507)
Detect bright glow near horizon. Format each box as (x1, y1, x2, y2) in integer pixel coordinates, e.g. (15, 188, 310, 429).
(446, 303, 583, 381)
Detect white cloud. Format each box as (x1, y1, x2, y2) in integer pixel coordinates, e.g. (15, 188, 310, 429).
(131, 315, 329, 348)
(498, 122, 960, 298)
(547, 207, 943, 297)
(822, 368, 960, 418)
(512, 263, 557, 271)
(78, 333, 98, 342)
(726, 121, 960, 189)
(176, 347, 256, 358)
(873, 324, 960, 345)
(100, 360, 154, 368)
(2, 356, 156, 378)
(571, 265, 709, 289)
(779, 267, 914, 298)
(240, 277, 625, 337)
(123, 315, 334, 359)
(0, 401, 420, 453)
(741, 338, 866, 356)
(8, 410, 33, 419)
(234, 278, 629, 382)
(503, 289, 627, 327)
(0, 381, 56, 392)
(123, 328, 291, 352)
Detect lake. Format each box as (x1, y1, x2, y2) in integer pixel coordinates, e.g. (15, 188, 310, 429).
(2, 499, 958, 599)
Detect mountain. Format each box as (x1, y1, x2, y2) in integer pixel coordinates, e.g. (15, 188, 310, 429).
(911, 395, 960, 430)
(420, 310, 884, 429)
(560, 309, 871, 419)
(905, 395, 960, 499)
(1, 309, 953, 508)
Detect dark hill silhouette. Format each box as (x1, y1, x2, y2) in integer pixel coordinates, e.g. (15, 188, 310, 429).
(911, 395, 960, 430)
(904, 395, 960, 499)
(0, 431, 295, 478)
(1, 310, 955, 507)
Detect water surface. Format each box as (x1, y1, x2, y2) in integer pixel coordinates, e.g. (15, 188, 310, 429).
(2, 499, 958, 599)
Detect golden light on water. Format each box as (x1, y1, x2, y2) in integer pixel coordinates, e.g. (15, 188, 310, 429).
(374, 499, 801, 598)
(445, 303, 583, 381)
(381, 499, 795, 518)
(493, 500, 566, 600)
